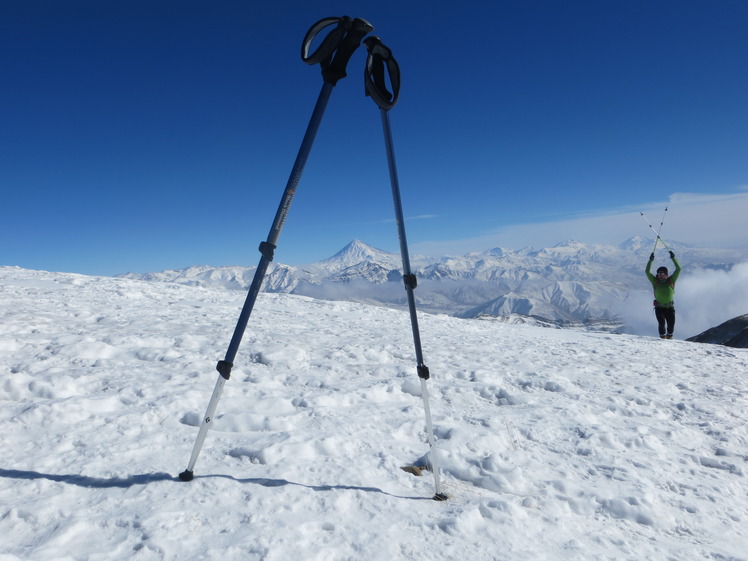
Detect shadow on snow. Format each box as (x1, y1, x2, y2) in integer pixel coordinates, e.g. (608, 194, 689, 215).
(0, 468, 429, 500)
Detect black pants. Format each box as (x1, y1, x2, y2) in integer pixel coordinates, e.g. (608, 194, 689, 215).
(655, 306, 675, 336)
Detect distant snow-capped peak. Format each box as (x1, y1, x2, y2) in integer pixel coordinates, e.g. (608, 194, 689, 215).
(316, 240, 401, 272)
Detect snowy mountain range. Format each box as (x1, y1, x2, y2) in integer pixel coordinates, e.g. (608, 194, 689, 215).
(119, 238, 748, 330)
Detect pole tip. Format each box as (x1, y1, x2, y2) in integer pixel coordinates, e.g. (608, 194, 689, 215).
(433, 492, 449, 501)
(178, 470, 194, 482)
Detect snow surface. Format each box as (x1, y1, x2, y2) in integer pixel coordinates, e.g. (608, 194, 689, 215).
(1, 266, 747, 561)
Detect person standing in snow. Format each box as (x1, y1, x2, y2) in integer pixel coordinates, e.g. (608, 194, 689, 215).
(646, 250, 682, 339)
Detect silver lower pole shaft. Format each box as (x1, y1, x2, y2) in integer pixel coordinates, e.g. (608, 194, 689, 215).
(179, 374, 227, 480)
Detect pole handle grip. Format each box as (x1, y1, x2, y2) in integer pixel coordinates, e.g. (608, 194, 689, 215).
(301, 17, 346, 65)
(301, 16, 374, 86)
(364, 36, 400, 110)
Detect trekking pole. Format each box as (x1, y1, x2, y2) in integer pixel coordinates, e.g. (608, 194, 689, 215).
(364, 36, 447, 501)
(640, 207, 670, 253)
(179, 16, 373, 482)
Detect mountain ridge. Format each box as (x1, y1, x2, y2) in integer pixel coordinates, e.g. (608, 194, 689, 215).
(118, 238, 748, 329)
(687, 313, 748, 348)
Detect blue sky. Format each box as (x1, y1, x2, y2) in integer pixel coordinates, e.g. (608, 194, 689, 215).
(2, 0, 747, 276)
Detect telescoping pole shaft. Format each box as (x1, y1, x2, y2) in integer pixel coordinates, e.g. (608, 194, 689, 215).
(363, 35, 445, 500)
(179, 82, 334, 481)
(179, 16, 374, 482)
(380, 108, 446, 500)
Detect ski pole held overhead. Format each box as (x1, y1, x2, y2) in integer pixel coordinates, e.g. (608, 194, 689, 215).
(639, 212, 658, 252)
(364, 36, 447, 501)
(640, 207, 670, 253)
(179, 17, 372, 483)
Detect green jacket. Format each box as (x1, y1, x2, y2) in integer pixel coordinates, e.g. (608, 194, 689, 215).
(646, 256, 681, 308)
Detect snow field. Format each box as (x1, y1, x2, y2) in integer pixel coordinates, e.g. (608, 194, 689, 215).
(0, 266, 746, 560)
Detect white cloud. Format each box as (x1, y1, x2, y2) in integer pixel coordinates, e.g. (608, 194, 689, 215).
(412, 189, 748, 256)
(677, 262, 748, 337)
(373, 214, 439, 225)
